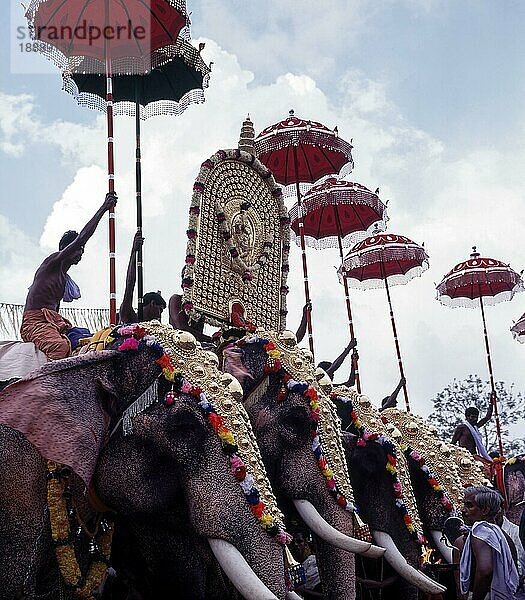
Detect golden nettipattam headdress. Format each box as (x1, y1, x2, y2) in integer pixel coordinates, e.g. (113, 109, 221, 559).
(381, 408, 464, 510)
(333, 388, 425, 540)
(247, 330, 355, 506)
(182, 145, 290, 331)
(446, 444, 492, 489)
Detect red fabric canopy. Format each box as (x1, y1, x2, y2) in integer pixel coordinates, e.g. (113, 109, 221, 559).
(289, 178, 387, 249)
(339, 233, 429, 289)
(436, 254, 524, 308)
(27, 0, 188, 74)
(255, 111, 354, 191)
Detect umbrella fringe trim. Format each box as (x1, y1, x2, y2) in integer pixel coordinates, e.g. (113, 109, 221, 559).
(342, 246, 429, 270)
(436, 287, 523, 309)
(27, 30, 208, 78)
(290, 223, 387, 251)
(340, 266, 429, 289)
(62, 76, 209, 119)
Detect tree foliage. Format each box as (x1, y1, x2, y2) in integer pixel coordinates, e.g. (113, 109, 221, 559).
(429, 375, 525, 456)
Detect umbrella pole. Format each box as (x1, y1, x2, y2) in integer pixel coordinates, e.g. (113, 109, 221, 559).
(380, 258, 410, 411)
(105, 0, 117, 325)
(334, 213, 361, 392)
(292, 146, 315, 359)
(478, 295, 504, 456)
(135, 85, 144, 321)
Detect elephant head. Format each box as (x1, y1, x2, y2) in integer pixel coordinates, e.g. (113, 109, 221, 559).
(381, 408, 460, 563)
(504, 455, 525, 526)
(329, 385, 447, 598)
(0, 323, 290, 600)
(223, 330, 385, 600)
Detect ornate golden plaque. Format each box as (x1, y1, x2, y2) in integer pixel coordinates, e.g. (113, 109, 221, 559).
(182, 149, 290, 330)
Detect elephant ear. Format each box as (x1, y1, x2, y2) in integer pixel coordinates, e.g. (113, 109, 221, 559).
(0, 351, 122, 487)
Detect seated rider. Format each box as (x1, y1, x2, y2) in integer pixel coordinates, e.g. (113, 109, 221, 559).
(119, 231, 166, 323)
(20, 192, 117, 360)
(168, 270, 212, 343)
(451, 402, 493, 459)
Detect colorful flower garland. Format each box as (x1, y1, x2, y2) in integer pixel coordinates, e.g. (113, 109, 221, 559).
(333, 393, 426, 545)
(401, 445, 454, 514)
(112, 325, 291, 546)
(237, 337, 358, 514)
(47, 461, 113, 597)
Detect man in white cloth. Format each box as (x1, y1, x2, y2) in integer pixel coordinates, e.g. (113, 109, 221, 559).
(455, 486, 519, 599)
(497, 511, 525, 598)
(452, 404, 493, 459)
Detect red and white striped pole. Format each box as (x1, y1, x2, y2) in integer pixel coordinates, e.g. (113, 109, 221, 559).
(105, 0, 117, 325)
(380, 252, 410, 412)
(292, 146, 315, 360)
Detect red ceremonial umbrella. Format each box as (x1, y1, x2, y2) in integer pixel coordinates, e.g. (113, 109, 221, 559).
(339, 233, 430, 411)
(511, 312, 525, 343)
(436, 247, 524, 456)
(255, 110, 354, 358)
(289, 178, 388, 392)
(25, 0, 188, 324)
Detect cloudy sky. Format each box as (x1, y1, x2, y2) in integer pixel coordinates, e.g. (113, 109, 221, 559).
(1, 1, 524, 433)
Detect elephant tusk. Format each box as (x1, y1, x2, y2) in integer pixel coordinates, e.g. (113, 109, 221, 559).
(208, 538, 279, 600)
(429, 529, 453, 563)
(293, 499, 385, 558)
(371, 531, 447, 595)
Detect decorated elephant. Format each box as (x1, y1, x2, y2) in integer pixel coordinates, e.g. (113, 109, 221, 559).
(0, 322, 291, 600)
(319, 383, 448, 599)
(380, 408, 462, 559)
(504, 455, 525, 526)
(222, 330, 393, 600)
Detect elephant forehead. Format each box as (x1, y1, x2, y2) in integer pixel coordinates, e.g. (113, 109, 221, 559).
(138, 321, 286, 528)
(246, 330, 356, 504)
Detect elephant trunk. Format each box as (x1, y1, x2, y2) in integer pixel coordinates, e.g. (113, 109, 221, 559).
(208, 539, 279, 600)
(371, 531, 446, 595)
(309, 496, 358, 600)
(293, 499, 385, 558)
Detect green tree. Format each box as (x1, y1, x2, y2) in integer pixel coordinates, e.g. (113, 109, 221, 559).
(429, 375, 525, 456)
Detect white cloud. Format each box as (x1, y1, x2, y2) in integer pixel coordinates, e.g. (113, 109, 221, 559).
(0, 214, 44, 302)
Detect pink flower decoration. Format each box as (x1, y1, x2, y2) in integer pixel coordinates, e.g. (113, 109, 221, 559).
(393, 482, 402, 495)
(118, 326, 136, 336)
(276, 531, 292, 545)
(326, 478, 336, 490)
(357, 438, 366, 447)
(230, 456, 244, 471)
(181, 381, 193, 394)
(119, 337, 140, 351)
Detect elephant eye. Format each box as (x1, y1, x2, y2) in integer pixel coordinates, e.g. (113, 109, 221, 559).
(171, 409, 204, 436)
(281, 405, 311, 438)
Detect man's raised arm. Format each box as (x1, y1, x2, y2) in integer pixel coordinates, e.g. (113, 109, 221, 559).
(56, 192, 118, 261)
(296, 302, 311, 344)
(119, 231, 143, 324)
(341, 349, 358, 387)
(325, 338, 357, 378)
(477, 395, 494, 428)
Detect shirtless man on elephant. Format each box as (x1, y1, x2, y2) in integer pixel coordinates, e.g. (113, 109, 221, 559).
(20, 192, 117, 360)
